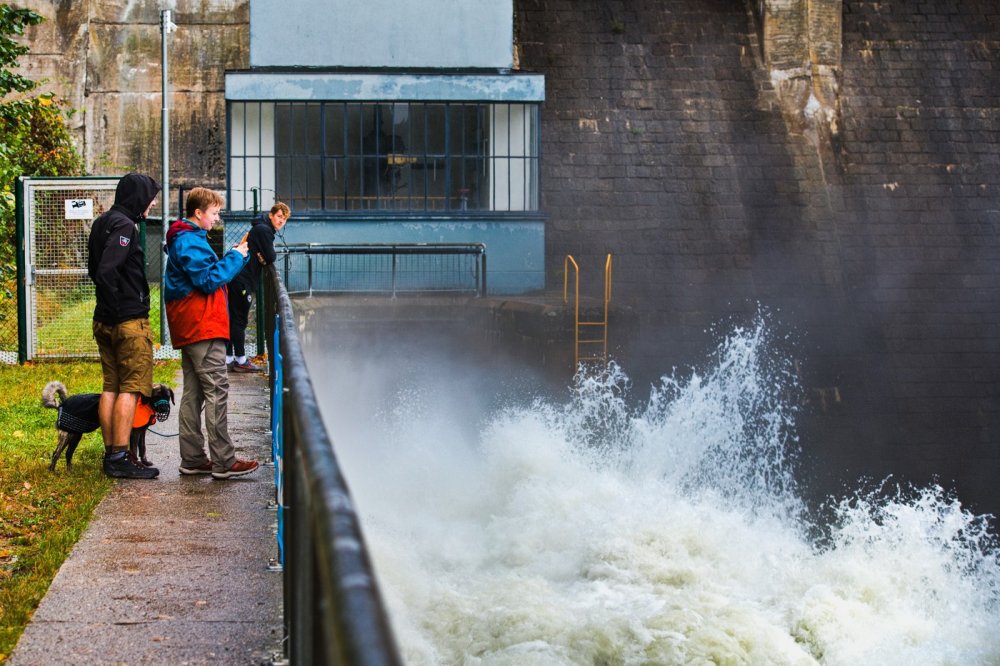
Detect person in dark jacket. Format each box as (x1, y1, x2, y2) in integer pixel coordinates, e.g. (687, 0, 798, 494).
(87, 172, 161, 479)
(225, 202, 290, 372)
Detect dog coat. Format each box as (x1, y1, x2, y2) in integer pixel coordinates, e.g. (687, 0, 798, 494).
(134, 402, 156, 428)
(56, 394, 102, 434)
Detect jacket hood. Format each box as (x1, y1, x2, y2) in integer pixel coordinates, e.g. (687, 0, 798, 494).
(111, 173, 161, 221)
(166, 219, 198, 245)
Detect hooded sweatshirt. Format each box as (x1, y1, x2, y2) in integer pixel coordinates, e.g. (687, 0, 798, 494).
(87, 173, 160, 325)
(163, 218, 248, 347)
(232, 212, 278, 290)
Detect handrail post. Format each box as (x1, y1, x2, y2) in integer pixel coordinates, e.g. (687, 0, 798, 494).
(480, 247, 487, 296)
(604, 253, 613, 304)
(391, 246, 398, 299)
(307, 255, 314, 297)
(603, 253, 612, 361)
(563, 255, 580, 368)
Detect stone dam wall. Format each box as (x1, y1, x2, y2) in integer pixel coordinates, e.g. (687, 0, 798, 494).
(518, 0, 1000, 515)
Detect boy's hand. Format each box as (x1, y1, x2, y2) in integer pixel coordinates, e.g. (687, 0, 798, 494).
(234, 240, 249, 257)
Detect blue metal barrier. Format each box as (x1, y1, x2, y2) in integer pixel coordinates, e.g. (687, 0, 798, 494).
(263, 264, 402, 666)
(272, 314, 285, 568)
(278, 243, 487, 297)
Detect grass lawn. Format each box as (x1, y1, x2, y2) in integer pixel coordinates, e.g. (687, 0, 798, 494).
(0, 359, 179, 660)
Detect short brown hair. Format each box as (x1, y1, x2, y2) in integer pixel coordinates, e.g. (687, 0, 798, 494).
(270, 202, 290, 218)
(185, 187, 225, 218)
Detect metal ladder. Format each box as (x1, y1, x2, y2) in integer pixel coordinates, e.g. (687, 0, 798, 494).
(563, 253, 613, 368)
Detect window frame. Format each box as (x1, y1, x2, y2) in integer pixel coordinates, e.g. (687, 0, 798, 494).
(227, 100, 541, 215)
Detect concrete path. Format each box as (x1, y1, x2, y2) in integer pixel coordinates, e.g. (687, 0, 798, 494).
(8, 369, 283, 666)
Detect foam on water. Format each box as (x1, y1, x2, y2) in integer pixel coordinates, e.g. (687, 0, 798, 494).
(312, 319, 1000, 665)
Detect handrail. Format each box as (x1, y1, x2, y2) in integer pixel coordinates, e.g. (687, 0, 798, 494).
(277, 242, 487, 298)
(263, 264, 403, 666)
(562, 253, 613, 368)
(563, 255, 581, 366)
(604, 253, 613, 304)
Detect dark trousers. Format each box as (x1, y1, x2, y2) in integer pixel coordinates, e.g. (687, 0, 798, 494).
(226, 279, 253, 357)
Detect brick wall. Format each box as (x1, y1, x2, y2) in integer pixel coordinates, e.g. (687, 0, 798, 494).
(517, 0, 1000, 515)
(836, 0, 1000, 507)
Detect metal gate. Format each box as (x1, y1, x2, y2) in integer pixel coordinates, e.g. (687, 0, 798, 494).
(15, 177, 131, 362)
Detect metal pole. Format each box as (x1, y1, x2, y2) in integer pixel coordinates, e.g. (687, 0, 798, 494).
(160, 9, 175, 346)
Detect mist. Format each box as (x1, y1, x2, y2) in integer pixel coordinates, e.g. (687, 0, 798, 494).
(302, 314, 1000, 665)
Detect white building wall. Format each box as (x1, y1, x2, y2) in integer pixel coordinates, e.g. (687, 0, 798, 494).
(250, 0, 514, 69)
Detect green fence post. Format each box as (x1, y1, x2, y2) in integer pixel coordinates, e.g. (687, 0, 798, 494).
(15, 177, 28, 364)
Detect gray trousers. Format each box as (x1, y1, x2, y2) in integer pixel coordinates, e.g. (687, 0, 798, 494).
(179, 338, 236, 472)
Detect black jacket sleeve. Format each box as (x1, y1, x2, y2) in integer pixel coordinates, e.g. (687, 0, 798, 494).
(92, 218, 138, 317)
(248, 224, 277, 266)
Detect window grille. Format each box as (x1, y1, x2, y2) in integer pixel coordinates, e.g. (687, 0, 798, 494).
(228, 101, 539, 214)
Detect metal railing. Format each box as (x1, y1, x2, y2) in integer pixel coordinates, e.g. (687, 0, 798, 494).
(563, 253, 613, 367)
(263, 263, 403, 666)
(277, 243, 487, 297)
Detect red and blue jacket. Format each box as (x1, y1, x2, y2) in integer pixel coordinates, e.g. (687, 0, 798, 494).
(163, 219, 248, 348)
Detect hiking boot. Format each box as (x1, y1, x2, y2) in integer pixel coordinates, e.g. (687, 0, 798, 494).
(104, 453, 159, 479)
(230, 360, 261, 373)
(179, 460, 214, 475)
(212, 458, 259, 479)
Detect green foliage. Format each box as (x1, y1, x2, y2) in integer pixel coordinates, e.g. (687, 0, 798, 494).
(0, 95, 86, 260)
(0, 5, 86, 344)
(0, 4, 42, 97)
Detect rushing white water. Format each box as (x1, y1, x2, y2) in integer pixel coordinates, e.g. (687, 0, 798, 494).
(309, 320, 1000, 666)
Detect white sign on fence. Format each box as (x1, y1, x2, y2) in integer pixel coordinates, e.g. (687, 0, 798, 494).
(64, 198, 94, 219)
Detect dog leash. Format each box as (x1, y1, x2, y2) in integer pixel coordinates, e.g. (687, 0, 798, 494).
(148, 428, 179, 437)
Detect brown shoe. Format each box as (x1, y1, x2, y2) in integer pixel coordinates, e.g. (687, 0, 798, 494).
(211, 458, 259, 479)
(179, 460, 214, 475)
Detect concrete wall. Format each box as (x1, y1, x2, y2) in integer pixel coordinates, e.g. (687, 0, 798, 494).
(250, 0, 513, 69)
(14, 0, 249, 204)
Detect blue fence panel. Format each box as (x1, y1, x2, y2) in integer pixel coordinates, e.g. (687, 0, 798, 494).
(272, 313, 285, 567)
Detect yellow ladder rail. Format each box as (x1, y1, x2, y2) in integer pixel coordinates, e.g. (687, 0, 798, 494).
(563, 253, 613, 368)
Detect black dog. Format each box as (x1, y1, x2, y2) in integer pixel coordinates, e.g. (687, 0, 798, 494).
(42, 381, 174, 471)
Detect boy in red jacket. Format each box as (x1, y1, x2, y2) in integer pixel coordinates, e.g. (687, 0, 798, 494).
(164, 187, 258, 479)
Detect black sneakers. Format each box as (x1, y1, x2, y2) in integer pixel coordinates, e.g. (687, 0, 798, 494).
(103, 452, 159, 479)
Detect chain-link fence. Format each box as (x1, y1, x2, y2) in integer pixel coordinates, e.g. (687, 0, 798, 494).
(10, 177, 263, 364)
(13, 177, 119, 362)
(214, 210, 261, 358)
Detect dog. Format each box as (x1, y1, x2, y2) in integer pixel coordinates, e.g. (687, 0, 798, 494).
(42, 381, 175, 471)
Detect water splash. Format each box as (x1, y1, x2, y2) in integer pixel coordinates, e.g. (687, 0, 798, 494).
(314, 318, 1000, 665)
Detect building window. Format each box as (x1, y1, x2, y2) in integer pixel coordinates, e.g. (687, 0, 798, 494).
(228, 101, 539, 213)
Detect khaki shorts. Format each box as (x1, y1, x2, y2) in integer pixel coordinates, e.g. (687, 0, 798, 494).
(93, 318, 154, 396)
